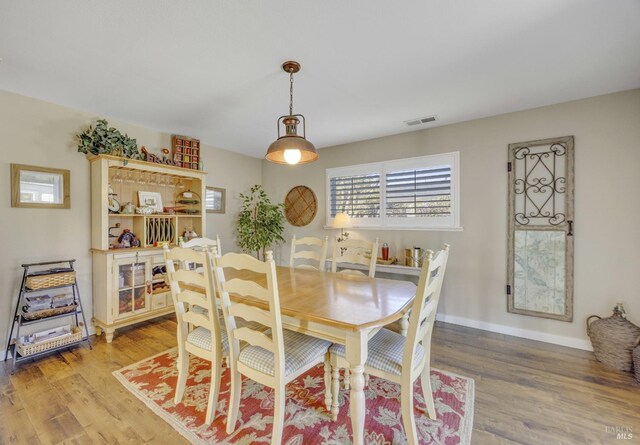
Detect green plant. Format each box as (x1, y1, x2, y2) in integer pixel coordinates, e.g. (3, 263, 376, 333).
(237, 185, 286, 260)
(76, 119, 142, 162)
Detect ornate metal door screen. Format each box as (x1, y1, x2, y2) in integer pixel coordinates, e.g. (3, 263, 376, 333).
(507, 136, 574, 321)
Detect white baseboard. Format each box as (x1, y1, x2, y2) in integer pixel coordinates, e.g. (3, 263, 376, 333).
(435, 313, 593, 351)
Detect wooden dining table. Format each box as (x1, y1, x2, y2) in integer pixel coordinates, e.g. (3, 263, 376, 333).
(225, 265, 417, 445)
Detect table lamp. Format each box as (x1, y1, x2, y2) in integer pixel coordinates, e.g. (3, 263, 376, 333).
(332, 212, 352, 242)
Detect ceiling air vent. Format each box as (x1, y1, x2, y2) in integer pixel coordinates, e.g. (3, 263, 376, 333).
(404, 115, 437, 127)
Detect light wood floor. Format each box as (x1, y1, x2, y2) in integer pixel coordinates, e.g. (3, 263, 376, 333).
(1, 318, 638, 444)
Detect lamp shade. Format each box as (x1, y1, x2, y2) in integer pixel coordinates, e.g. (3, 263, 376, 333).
(332, 212, 352, 229)
(265, 135, 318, 165)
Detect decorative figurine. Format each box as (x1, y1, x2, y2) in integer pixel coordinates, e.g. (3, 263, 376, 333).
(183, 228, 198, 241)
(118, 229, 140, 248)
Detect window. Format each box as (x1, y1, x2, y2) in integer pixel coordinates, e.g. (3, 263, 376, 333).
(205, 186, 226, 214)
(329, 173, 380, 219)
(326, 152, 460, 230)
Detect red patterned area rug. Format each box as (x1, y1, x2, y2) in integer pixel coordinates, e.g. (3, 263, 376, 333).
(113, 348, 474, 444)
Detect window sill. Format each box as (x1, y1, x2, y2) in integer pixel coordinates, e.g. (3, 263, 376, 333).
(323, 225, 463, 232)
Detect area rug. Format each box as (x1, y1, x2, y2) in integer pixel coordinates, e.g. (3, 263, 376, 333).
(113, 348, 474, 444)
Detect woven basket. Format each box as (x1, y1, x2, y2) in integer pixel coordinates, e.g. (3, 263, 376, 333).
(17, 331, 83, 357)
(587, 305, 640, 371)
(22, 304, 78, 321)
(26, 271, 75, 290)
(633, 346, 640, 382)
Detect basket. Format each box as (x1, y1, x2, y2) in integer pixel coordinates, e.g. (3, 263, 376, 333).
(26, 271, 75, 290)
(376, 257, 397, 265)
(587, 304, 640, 371)
(633, 346, 640, 382)
(16, 331, 83, 357)
(22, 304, 78, 321)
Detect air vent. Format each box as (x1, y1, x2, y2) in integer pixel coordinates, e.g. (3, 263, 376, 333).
(404, 115, 437, 127)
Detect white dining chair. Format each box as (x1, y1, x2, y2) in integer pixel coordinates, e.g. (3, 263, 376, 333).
(331, 237, 379, 278)
(329, 244, 450, 444)
(180, 236, 222, 272)
(289, 235, 329, 271)
(181, 235, 222, 252)
(163, 245, 226, 425)
(212, 249, 332, 445)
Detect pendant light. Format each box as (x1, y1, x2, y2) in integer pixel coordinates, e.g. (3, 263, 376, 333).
(265, 61, 318, 165)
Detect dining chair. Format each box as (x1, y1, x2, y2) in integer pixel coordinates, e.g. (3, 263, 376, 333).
(331, 236, 379, 277)
(163, 245, 226, 425)
(289, 235, 329, 271)
(329, 244, 450, 444)
(180, 235, 222, 272)
(212, 249, 332, 445)
(181, 235, 222, 252)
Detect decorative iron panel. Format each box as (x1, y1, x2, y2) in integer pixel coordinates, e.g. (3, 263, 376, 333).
(507, 136, 574, 322)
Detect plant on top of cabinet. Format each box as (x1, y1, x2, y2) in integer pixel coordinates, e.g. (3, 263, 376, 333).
(76, 119, 142, 162)
(237, 185, 285, 260)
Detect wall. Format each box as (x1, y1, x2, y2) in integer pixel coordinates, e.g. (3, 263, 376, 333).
(262, 89, 640, 350)
(0, 90, 262, 348)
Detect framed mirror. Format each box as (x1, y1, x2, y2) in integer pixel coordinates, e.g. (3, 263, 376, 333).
(11, 164, 70, 209)
(507, 136, 574, 321)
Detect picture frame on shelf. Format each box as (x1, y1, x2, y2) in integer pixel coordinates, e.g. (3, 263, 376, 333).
(206, 186, 226, 214)
(137, 191, 163, 213)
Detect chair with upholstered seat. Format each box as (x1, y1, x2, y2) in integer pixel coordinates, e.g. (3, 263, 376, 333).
(331, 237, 379, 278)
(212, 249, 332, 445)
(163, 245, 226, 425)
(329, 244, 450, 444)
(289, 235, 328, 270)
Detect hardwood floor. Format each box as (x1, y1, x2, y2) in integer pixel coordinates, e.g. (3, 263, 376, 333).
(1, 318, 638, 444)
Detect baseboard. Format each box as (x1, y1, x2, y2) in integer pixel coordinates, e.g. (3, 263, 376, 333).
(436, 313, 593, 351)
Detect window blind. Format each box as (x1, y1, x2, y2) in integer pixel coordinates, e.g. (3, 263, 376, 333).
(329, 173, 380, 218)
(205, 189, 215, 211)
(385, 166, 451, 217)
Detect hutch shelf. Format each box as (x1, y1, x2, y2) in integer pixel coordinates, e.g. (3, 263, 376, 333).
(89, 154, 206, 342)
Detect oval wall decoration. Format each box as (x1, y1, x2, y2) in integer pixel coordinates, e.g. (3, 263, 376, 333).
(284, 185, 317, 227)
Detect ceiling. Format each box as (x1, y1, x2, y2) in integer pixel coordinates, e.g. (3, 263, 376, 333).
(1, 1, 639, 158)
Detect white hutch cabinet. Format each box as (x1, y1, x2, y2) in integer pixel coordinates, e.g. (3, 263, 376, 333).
(89, 155, 206, 342)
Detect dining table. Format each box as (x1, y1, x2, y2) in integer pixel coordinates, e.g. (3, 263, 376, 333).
(224, 265, 417, 445)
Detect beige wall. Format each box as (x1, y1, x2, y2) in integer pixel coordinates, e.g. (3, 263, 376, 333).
(0, 90, 261, 347)
(2, 88, 637, 351)
(262, 89, 640, 349)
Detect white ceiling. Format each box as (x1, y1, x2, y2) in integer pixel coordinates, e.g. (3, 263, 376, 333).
(1, 1, 639, 158)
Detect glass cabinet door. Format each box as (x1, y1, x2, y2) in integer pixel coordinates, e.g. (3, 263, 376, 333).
(115, 260, 149, 319)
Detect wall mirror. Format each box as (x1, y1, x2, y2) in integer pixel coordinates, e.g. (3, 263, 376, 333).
(11, 164, 70, 209)
(507, 136, 574, 321)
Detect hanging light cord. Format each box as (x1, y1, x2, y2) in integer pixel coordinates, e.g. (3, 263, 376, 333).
(289, 70, 294, 116)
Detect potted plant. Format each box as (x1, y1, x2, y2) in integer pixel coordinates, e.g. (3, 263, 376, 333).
(237, 185, 286, 260)
(76, 119, 142, 162)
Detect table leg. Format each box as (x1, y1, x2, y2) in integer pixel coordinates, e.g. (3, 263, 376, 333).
(400, 312, 409, 337)
(346, 330, 368, 445)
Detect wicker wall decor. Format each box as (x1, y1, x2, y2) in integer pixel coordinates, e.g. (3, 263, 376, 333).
(284, 185, 317, 227)
(587, 304, 640, 372)
(633, 346, 640, 382)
